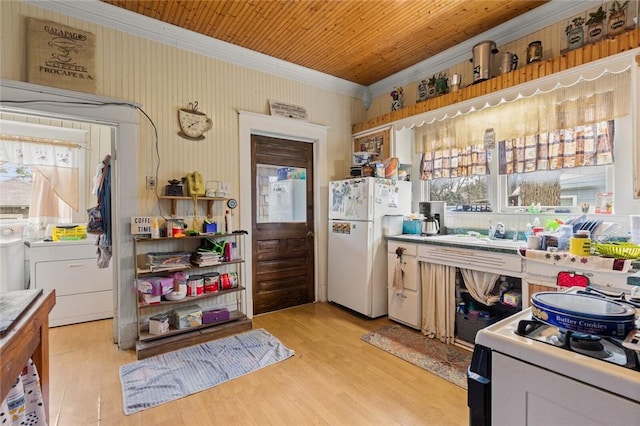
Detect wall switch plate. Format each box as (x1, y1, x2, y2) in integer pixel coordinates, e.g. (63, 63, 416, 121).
(146, 176, 156, 190)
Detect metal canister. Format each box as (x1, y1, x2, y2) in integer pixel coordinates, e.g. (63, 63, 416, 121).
(203, 272, 220, 292)
(187, 275, 204, 296)
(471, 40, 498, 83)
(526, 41, 542, 64)
(500, 52, 518, 74)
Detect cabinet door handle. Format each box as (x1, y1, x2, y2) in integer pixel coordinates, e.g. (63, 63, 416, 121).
(397, 293, 407, 299)
(67, 263, 86, 268)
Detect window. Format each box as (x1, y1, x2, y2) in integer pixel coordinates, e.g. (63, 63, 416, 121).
(256, 165, 307, 223)
(0, 162, 32, 218)
(0, 115, 113, 239)
(505, 166, 609, 208)
(429, 176, 490, 208)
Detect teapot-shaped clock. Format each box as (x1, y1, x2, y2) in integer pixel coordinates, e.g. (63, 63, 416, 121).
(178, 101, 213, 140)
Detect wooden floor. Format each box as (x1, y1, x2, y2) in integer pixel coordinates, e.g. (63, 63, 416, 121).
(48, 302, 469, 425)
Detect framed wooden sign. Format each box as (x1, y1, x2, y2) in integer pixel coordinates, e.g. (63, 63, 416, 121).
(268, 100, 308, 121)
(27, 18, 97, 93)
(353, 128, 390, 162)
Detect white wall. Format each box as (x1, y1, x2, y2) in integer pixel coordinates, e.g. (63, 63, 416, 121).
(0, 0, 361, 349)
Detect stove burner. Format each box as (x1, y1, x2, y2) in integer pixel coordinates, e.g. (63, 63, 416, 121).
(515, 317, 640, 371)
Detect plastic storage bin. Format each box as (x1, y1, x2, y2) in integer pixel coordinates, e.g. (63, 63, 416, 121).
(52, 225, 87, 241)
(402, 220, 422, 234)
(456, 312, 499, 343)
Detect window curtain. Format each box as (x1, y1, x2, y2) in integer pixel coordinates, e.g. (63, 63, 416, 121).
(498, 120, 614, 174)
(0, 138, 80, 233)
(414, 70, 629, 154)
(421, 262, 456, 344)
(419, 144, 489, 180)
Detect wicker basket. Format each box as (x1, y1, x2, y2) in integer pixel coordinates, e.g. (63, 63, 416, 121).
(592, 242, 640, 259)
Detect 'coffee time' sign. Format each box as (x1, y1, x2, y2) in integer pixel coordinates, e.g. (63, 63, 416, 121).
(27, 18, 97, 93)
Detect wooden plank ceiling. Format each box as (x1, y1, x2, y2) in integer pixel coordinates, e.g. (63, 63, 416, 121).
(102, 0, 549, 86)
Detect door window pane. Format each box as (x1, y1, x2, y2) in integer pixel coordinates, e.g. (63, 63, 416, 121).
(256, 164, 306, 223)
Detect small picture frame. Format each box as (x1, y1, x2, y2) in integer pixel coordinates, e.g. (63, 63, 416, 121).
(594, 192, 613, 214)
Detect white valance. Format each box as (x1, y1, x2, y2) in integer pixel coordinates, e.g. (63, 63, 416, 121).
(414, 70, 629, 153)
(401, 52, 636, 154)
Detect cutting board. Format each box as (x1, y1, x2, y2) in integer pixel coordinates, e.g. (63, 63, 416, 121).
(0, 289, 43, 335)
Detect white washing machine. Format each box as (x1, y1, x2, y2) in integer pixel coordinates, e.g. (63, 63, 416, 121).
(0, 222, 25, 292)
(27, 239, 113, 327)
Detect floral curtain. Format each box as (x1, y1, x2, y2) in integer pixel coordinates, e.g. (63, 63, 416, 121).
(498, 120, 614, 174)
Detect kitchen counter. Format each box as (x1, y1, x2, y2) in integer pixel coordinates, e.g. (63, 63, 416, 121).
(386, 234, 523, 255)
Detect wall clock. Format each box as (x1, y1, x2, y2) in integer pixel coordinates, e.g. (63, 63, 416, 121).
(178, 101, 213, 140)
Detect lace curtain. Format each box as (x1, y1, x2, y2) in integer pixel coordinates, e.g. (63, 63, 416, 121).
(0, 137, 80, 233)
(414, 70, 630, 155)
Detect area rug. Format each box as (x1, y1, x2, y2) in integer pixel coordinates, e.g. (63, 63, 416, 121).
(119, 328, 294, 415)
(361, 324, 471, 389)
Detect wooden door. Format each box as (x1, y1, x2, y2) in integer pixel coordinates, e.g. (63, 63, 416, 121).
(251, 135, 314, 315)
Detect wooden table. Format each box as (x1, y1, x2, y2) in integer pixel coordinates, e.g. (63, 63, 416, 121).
(0, 289, 55, 423)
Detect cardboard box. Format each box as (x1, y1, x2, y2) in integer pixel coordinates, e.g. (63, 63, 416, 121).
(202, 308, 230, 324)
(502, 291, 522, 308)
(138, 277, 174, 296)
(172, 304, 202, 329)
(139, 293, 161, 305)
(149, 313, 170, 335)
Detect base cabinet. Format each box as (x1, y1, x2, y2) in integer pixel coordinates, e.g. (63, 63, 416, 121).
(387, 241, 421, 329)
(133, 233, 251, 359)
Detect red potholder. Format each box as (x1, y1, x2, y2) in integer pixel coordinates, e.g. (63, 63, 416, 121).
(557, 271, 589, 288)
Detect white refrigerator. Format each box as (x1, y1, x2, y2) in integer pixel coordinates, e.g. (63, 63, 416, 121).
(327, 177, 411, 317)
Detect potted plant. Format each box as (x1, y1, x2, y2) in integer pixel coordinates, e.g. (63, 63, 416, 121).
(565, 16, 585, 50)
(435, 73, 448, 95)
(585, 5, 607, 44)
(607, 1, 629, 37)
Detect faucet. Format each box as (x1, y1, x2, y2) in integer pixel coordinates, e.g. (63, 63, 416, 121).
(510, 228, 519, 242)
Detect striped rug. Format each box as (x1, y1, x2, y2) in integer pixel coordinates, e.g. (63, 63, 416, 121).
(119, 328, 294, 415)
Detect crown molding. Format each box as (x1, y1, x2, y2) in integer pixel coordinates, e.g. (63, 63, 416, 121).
(368, 0, 603, 98)
(25, 0, 364, 97)
(26, 0, 602, 100)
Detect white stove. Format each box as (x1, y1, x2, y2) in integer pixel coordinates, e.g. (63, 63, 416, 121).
(468, 290, 640, 425)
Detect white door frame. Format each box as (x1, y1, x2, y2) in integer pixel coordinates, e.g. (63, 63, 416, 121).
(1, 79, 140, 349)
(238, 110, 329, 318)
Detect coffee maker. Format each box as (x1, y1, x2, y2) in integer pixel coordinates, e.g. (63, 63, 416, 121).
(419, 201, 445, 236)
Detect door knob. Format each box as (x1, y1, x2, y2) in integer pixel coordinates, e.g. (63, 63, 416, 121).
(307, 231, 314, 238)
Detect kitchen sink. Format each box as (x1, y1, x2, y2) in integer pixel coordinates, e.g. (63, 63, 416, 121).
(428, 234, 524, 251)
